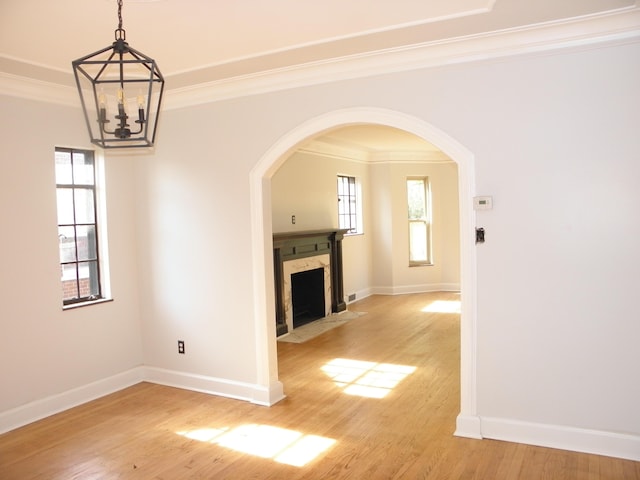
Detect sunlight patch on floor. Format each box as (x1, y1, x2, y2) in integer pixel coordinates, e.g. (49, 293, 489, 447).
(176, 424, 335, 467)
(321, 358, 416, 399)
(421, 300, 461, 314)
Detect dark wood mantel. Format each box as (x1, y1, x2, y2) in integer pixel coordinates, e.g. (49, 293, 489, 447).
(273, 228, 349, 336)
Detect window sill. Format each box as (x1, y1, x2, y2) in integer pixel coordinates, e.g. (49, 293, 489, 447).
(63, 298, 114, 310)
(409, 263, 434, 267)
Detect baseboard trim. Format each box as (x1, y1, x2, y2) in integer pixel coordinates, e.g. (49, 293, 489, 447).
(143, 367, 286, 407)
(345, 288, 372, 304)
(481, 416, 640, 462)
(371, 284, 461, 295)
(0, 367, 144, 435)
(0, 367, 287, 435)
(455, 414, 483, 439)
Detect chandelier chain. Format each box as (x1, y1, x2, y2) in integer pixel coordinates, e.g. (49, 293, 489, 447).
(114, 0, 125, 41)
(117, 0, 123, 30)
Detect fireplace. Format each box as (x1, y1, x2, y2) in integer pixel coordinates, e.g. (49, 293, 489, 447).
(273, 229, 348, 336)
(291, 267, 325, 327)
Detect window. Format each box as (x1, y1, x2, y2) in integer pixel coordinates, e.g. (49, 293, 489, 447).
(407, 177, 432, 265)
(55, 147, 103, 305)
(337, 175, 361, 234)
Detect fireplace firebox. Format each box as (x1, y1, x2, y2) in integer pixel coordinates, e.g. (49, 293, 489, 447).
(291, 267, 325, 327)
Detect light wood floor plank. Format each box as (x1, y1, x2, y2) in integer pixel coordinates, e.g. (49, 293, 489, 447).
(1, 293, 638, 479)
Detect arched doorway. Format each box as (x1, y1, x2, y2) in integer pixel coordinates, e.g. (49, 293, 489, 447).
(250, 107, 480, 439)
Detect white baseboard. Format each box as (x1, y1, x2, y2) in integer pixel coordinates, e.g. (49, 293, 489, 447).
(455, 414, 483, 439)
(371, 283, 461, 295)
(143, 367, 286, 406)
(0, 367, 286, 435)
(481, 416, 640, 462)
(0, 367, 144, 435)
(345, 288, 372, 304)
(346, 285, 460, 304)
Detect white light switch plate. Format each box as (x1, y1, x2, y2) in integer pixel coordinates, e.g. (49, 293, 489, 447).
(473, 196, 493, 210)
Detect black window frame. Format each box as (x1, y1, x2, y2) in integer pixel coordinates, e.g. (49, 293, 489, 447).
(55, 147, 103, 306)
(337, 174, 360, 235)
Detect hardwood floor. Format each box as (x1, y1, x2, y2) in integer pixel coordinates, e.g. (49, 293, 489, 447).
(1, 293, 638, 479)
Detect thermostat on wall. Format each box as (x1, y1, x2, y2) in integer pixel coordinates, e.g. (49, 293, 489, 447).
(473, 196, 493, 210)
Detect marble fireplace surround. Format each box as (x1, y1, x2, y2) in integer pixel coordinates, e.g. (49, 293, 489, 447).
(282, 254, 332, 333)
(273, 229, 348, 337)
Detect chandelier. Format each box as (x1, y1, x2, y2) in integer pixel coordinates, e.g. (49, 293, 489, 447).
(72, 0, 164, 149)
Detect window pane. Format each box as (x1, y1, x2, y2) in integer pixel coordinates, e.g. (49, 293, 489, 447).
(338, 177, 346, 196)
(409, 221, 427, 262)
(78, 261, 100, 297)
(56, 188, 74, 224)
(58, 226, 77, 263)
(61, 264, 78, 301)
(407, 179, 426, 219)
(55, 150, 72, 184)
(74, 188, 95, 224)
(72, 152, 95, 185)
(76, 225, 97, 261)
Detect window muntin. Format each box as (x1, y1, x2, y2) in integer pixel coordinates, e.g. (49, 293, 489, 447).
(407, 177, 432, 265)
(55, 148, 102, 305)
(337, 175, 361, 235)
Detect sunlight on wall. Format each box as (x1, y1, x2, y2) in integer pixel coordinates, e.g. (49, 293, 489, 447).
(321, 358, 416, 399)
(176, 424, 336, 467)
(421, 300, 461, 314)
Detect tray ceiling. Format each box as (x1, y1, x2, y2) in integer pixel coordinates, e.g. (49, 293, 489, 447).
(1, 0, 636, 90)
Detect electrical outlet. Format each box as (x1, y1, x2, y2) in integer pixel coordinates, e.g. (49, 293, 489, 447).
(178, 340, 185, 354)
(291, 215, 296, 224)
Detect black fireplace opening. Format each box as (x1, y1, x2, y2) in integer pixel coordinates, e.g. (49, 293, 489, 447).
(291, 268, 325, 328)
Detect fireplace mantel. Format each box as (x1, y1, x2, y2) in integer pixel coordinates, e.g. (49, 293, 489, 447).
(273, 229, 349, 336)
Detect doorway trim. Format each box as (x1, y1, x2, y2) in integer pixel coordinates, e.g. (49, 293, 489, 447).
(249, 107, 481, 439)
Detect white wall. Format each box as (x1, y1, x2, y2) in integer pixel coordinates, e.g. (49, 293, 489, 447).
(0, 96, 143, 430)
(270, 151, 342, 232)
(372, 161, 460, 294)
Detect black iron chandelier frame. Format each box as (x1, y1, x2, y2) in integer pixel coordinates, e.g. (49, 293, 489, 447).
(72, 0, 164, 149)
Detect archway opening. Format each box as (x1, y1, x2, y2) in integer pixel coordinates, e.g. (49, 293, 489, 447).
(250, 108, 479, 439)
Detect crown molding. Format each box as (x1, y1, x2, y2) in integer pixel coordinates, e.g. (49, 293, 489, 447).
(163, 6, 640, 110)
(369, 151, 452, 164)
(298, 139, 452, 164)
(2, 7, 638, 110)
(297, 140, 370, 163)
(0, 72, 78, 107)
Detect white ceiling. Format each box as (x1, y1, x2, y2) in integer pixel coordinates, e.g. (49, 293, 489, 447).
(1, 0, 634, 87)
(1, 0, 636, 155)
